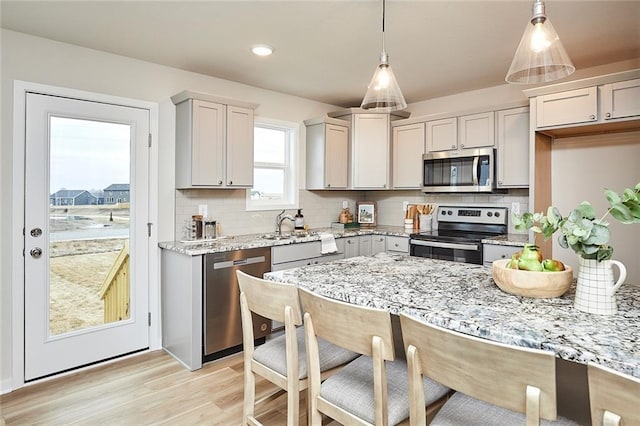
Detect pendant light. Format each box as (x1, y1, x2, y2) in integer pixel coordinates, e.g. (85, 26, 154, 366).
(506, 0, 575, 84)
(361, 0, 407, 111)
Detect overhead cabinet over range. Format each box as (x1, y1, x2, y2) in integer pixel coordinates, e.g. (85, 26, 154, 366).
(172, 90, 259, 189)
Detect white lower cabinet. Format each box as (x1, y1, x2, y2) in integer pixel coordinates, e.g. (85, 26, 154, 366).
(371, 235, 386, 255)
(482, 244, 522, 267)
(343, 236, 360, 258)
(271, 240, 345, 271)
(386, 236, 409, 255)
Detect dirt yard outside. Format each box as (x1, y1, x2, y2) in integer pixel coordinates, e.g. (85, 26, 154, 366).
(48, 205, 129, 335)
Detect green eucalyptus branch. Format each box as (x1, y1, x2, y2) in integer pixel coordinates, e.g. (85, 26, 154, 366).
(512, 181, 640, 262)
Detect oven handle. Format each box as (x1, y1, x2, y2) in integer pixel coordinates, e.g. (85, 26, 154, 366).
(410, 239, 479, 251)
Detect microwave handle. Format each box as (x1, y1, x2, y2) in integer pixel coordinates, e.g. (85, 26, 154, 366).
(472, 156, 479, 186)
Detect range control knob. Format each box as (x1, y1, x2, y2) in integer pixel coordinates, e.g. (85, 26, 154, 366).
(494, 211, 501, 217)
(487, 212, 493, 217)
(447, 210, 453, 215)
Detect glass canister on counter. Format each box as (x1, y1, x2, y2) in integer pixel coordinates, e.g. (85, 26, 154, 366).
(204, 219, 217, 239)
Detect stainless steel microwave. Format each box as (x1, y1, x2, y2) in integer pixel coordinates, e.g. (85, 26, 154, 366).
(422, 148, 495, 193)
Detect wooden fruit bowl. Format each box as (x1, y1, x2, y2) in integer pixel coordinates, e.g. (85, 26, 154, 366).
(492, 259, 573, 298)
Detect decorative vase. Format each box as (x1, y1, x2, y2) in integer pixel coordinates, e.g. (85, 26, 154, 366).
(574, 257, 627, 315)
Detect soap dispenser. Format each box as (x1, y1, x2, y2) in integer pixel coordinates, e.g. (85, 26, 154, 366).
(294, 209, 304, 230)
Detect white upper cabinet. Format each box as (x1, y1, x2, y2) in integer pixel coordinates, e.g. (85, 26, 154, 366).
(496, 107, 529, 188)
(352, 113, 390, 188)
(535, 87, 598, 128)
(172, 91, 258, 189)
(458, 112, 495, 149)
(305, 118, 349, 189)
(427, 112, 495, 152)
(327, 109, 409, 190)
(392, 122, 425, 189)
(526, 70, 640, 133)
(426, 117, 457, 151)
(601, 78, 640, 120)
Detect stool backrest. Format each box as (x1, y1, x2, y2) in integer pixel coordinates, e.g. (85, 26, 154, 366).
(237, 270, 303, 325)
(400, 313, 559, 422)
(588, 362, 640, 426)
(299, 287, 394, 360)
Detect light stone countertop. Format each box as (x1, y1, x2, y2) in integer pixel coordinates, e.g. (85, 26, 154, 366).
(264, 252, 640, 379)
(158, 226, 529, 256)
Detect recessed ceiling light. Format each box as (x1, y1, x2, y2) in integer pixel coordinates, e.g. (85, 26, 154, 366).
(252, 45, 274, 57)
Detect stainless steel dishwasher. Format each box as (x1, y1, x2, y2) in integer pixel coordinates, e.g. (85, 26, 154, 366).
(203, 247, 272, 361)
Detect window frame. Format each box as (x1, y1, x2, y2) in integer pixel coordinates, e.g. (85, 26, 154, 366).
(246, 117, 299, 211)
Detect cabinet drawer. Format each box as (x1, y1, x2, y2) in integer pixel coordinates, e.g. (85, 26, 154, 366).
(483, 244, 522, 266)
(272, 239, 344, 265)
(386, 236, 409, 254)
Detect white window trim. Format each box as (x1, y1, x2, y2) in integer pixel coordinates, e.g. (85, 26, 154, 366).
(246, 117, 299, 211)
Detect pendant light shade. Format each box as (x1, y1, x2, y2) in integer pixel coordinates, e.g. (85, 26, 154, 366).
(506, 0, 575, 84)
(361, 0, 407, 111)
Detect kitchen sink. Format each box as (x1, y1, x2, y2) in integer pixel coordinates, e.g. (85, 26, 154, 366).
(261, 234, 290, 240)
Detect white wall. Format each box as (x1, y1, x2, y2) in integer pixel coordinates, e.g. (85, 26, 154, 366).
(551, 132, 640, 285)
(0, 29, 344, 392)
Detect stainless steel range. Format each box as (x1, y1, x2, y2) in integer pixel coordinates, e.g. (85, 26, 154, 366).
(410, 206, 508, 265)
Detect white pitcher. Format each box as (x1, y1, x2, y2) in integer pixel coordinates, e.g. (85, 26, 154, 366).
(574, 258, 627, 315)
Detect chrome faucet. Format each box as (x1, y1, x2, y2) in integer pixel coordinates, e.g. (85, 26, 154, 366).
(275, 209, 295, 236)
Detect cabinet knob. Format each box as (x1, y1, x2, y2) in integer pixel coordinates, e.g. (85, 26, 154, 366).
(460, 144, 465, 148)
(394, 243, 399, 247)
(498, 181, 503, 185)
(606, 112, 612, 118)
(451, 144, 456, 149)
(327, 183, 331, 188)
(589, 114, 596, 120)
(228, 180, 233, 185)
(218, 180, 223, 185)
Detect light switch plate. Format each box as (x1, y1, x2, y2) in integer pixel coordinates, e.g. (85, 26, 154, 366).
(511, 202, 520, 215)
(342, 200, 349, 209)
(198, 204, 208, 217)
(403, 201, 409, 211)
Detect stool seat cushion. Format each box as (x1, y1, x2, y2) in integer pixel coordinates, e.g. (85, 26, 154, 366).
(432, 392, 581, 426)
(253, 326, 359, 380)
(320, 355, 450, 425)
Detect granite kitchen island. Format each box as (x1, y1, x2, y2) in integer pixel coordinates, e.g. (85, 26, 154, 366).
(264, 252, 640, 423)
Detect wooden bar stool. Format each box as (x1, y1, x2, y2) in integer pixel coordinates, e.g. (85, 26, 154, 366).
(587, 362, 640, 426)
(236, 271, 359, 426)
(299, 288, 450, 426)
(399, 312, 580, 425)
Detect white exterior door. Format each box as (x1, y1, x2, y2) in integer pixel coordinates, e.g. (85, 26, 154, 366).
(24, 92, 150, 381)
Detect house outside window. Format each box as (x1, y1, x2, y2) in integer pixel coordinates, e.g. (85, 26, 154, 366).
(246, 118, 298, 211)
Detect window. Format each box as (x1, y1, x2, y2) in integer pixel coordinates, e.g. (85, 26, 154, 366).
(246, 118, 298, 211)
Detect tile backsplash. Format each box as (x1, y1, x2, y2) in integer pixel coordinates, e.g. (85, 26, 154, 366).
(174, 188, 529, 240)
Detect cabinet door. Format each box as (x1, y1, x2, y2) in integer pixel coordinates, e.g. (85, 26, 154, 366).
(426, 117, 457, 152)
(359, 235, 372, 256)
(325, 123, 349, 188)
(601, 79, 640, 120)
(458, 112, 495, 149)
(352, 114, 389, 188)
(392, 123, 425, 188)
(344, 237, 359, 258)
(496, 107, 529, 188)
(191, 100, 225, 186)
(535, 87, 597, 128)
(226, 105, 254, 187)
(371, 235, 386, 254)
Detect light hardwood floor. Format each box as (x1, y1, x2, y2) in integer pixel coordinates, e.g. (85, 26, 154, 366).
(0, 350, 304, 425)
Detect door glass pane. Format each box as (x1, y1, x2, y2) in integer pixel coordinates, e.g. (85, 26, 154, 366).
(49, 117, 131, 336)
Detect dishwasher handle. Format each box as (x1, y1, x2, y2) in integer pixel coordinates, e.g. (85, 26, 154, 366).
(213, 256, 267, 270)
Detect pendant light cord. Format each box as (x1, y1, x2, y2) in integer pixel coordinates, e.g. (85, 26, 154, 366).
(381, 0, 386, 55)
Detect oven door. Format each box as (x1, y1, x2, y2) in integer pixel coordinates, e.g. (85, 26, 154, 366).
(410, 239, 482, 265)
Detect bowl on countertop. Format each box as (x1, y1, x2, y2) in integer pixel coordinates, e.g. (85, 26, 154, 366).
(492, 259, 573, 298)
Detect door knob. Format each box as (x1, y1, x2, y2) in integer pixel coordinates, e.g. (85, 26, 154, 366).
(30, 227, 42, 237)
(30, 247, 43, 258)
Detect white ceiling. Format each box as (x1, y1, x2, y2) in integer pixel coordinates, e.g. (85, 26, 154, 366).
(2, 1, 639, 107)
